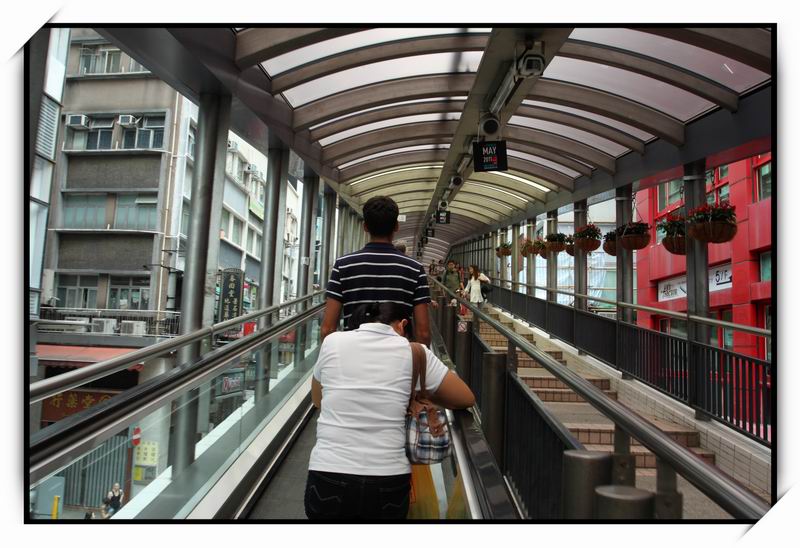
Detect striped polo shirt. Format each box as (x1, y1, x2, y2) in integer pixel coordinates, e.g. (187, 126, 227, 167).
(326, 242, 431, 326)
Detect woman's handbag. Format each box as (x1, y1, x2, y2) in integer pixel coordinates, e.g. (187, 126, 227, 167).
(405, 343, 451, 465)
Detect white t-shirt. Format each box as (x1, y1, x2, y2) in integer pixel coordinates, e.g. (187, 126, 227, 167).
(465, 273, 490, 303)
(309, 323, 449, 476)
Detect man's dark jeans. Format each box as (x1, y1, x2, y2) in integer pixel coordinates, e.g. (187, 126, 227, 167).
(304, 469, 411, 520)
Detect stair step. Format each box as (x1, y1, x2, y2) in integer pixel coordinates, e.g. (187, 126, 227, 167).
(565, 423, 700, 448)
(532, 387, 617, 403)
(524, 376, 610, 391)
(583, 443, 716, 469)
(516, 356, 567, 368)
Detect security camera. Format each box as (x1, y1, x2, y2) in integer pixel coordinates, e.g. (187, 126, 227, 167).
(439, 200, 448, 209)
(479, 113, 501, 139)
(517, 53, 545, 77)
(449, 175, 463, 187)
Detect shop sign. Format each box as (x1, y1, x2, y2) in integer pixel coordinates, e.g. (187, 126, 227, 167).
(41, 389, 116, 422)
(657, 263, 733, 302)
(472, 140, 508, 172)
(220, 268, 244, 321)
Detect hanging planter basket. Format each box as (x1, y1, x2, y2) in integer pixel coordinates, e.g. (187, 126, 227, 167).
(565, 244, 575, 256)
(500, 247, 512, 256)
(603, 240, 617, 256)
(545, 241, 566, 253)
(619, 233, 651, 251)
(574, 237, 601, 252)
(687, 221, 738, 244)
(538, 249, 547, 259)
(495, 251, 502, 258)
(663, 235, 687, 255)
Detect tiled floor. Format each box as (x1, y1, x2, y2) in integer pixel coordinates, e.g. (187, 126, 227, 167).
(248, 414, 317, 520)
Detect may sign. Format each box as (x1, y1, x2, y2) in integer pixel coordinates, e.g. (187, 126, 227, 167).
(472, 140, 508, 172)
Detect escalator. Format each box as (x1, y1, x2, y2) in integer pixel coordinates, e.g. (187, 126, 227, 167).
(29, 296, 517, 520)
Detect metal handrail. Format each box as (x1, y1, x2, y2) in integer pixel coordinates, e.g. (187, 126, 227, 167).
(29, 302, 325, 484)
(495, 280, 771, 338)
(431, 277, 770, 519)
(29, 290, 325, 404)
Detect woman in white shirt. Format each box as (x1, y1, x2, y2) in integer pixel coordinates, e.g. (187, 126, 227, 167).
(463, 265, 490, 305)
(307, 302, 475, 520)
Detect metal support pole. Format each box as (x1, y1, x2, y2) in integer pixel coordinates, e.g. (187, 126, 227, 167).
(615, 186, 634, 323)
(320, 190, 336, 286)
(295, 175, 318, 364)
(511, 223, 520, 293)
(612, 424, 636, 486)
(172, 93, 231, 475)
(562, 450, 613, 518)
(654, 457, 684, 518)
(684, 160, 712, 420)
(443, 303, 456, 358)
(336, 203, 347, 257)
(526, 222, 535, 296)
(546, 210, 558, 302)
(574, 199, 588, 311)
(454, 320, 472, 382)
(482, 352, 507, 468)
(595, 485, 654, 519)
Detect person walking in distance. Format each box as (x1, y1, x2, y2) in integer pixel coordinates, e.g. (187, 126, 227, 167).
(320, 196, 431, 346)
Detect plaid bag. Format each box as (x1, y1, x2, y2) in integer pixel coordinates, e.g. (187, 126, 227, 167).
(405, 342, 451, 465)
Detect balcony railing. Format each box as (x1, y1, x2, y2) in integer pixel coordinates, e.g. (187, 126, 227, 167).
(37, 307, 181, 337)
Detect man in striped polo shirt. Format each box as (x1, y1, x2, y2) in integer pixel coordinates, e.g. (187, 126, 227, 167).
(320, 196, 431, 346)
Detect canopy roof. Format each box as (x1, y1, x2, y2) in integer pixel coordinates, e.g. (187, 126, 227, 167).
(102, 26, 772, 263)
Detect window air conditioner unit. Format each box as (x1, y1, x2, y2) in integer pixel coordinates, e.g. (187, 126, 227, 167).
(91, 318, 117, 334)
(227, 140, 238, 151)
(245, 163, 259, 173)
(120, 320, 147, 336)
(118, 114, 137, 128)
(66, 114, 90, 130)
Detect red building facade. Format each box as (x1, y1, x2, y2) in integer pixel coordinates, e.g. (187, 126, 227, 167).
(635, 152, 772, 361)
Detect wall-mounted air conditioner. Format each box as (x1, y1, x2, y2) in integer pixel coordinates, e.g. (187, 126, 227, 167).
(118, 114, 137, 128)
(91, 318, 117, 334)
(120, 320, 147, 336)
(227, 140, 238, 151)
(245, 163, 259, 173)
(66, 114, 90, 130)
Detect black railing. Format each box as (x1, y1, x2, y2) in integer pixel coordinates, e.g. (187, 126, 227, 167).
(469, 329, 489, 412)
(487, 283, 772, 447)
(504, 372, 584, 519)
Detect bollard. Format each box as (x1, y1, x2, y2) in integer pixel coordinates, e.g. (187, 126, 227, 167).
(454, 320, 473, 382)
(481, 352, 507, 469)
(50, 495, 60, 520)
(595, 485, 654, 519)
(561, 450, 613, 518)
(443, 304, 456, 358)
(612, 425, 636, 486)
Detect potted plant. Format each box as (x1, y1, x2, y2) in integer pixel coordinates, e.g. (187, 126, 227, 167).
(657, 213, 687, 255)
(686, 202, 737, 243)
(533, 238, 547, 258)
(519, 236, 535, 257)
(545, 232, 568, 253)
(602, 229, 617, 256)
(573, 224, 602, 252)
(498, 241, 513, 256)
(619, 221, 651, 250)
(565, 235, 575, 256)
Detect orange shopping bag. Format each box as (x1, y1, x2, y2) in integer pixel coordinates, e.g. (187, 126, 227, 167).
(407, 464, 440, 519)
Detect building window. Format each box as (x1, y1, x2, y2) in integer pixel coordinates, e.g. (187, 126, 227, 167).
(56, 274, 98, 308)
(114, 194, 157, 230)
(84, 117, 115, 150)
(63, 194, 106, 228)
(221, 209, 230, 239)
(232, 217, 243, 246)
(657, 178, 683, 211)
(705, 170, 714, 189)
(718, 164, 729, 179)
(122, 115, 165, 149)
(765, 305, 772, 361)
(756, 162, 772, 201)
(247, 230, 262, 258)
(108, 276, 150, 310)
(187, 127, 196, 159)
(128, 57, 148, 73)
(79, 46, 121, 75)
(760, 251, 772, 281)
(180, 201, 190, 236)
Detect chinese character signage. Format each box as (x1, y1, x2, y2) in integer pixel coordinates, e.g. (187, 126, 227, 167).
(435, 210, 450, 224)
(134, 441, 159, 467)
(425, 228, 435, 238)
(219, 268, 245, 322)
(41, 389, 116, 422)
(472, 140, 508, 172)
(657, 263, 733, 302)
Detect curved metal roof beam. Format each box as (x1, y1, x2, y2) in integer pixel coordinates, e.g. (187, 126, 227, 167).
(339, 149, 450, 182)
(632, 27, 771, 75)
(463, 175, 548, 203)
(352, 180, 437, 200)
(323, 120, 460, 163)
(311, 99, 467, 142)
(346, 166, 443, 191)
(398, 196, 511, 218)
(332, 136, 453, 167)
(452, 185, 529, 210)
(515, 103, 646, 154)
(401, 204, 497, 225)
(508, 143, 593, 177)
(528, 79, 685, 146)
(235, 28, 369, 68)
(293, 73, 476, 129)
(558, 40, 739, 112)
(505, 155, 575, 192)
(273, 33, 489, 93)
(505, 124, 617, 174)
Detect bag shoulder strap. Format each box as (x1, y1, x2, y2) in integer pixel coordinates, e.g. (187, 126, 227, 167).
(409, 342, 427, 401)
